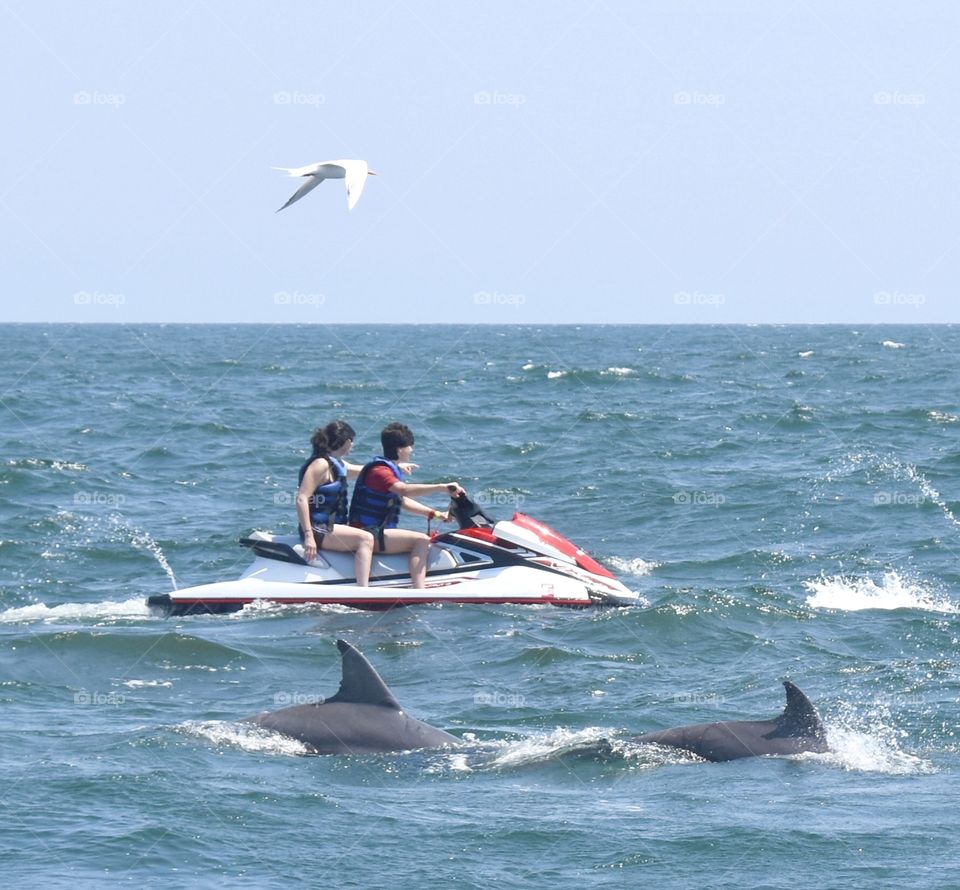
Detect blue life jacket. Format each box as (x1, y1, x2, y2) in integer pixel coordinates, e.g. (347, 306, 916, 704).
(299, 453, 348, 530)
(349, 457, 404, 531)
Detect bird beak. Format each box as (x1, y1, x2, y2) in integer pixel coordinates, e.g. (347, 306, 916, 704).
(368, 170, 378, 176)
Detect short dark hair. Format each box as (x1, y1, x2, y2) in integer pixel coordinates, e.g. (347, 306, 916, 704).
(381, 422, 414, 460)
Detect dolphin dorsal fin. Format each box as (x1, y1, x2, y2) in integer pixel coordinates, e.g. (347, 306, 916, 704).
(777, 680, 825, 738)
(324, 639, 401, 709)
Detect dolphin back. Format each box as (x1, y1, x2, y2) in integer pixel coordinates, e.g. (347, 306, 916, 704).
(324, 639, 401, 709)
(633, 680, 829, 761)
(245, 639, 459, 755)
(765, 680, 827, 748)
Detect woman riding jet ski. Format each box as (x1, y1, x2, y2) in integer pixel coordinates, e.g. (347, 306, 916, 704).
(147, 488, 640, 616)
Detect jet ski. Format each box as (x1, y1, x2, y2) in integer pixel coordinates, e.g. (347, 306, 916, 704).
(147, 492, 639, 616)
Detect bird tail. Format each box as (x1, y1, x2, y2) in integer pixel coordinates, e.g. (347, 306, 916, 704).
(272, 166, 297, 176)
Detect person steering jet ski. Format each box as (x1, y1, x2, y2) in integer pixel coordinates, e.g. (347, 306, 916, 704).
(349, 422, 464, 588)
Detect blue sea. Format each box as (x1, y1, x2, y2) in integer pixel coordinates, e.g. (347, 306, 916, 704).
(2, 324, 960, 887)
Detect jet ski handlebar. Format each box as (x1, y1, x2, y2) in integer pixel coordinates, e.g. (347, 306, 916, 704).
(448, 490, 496, 529)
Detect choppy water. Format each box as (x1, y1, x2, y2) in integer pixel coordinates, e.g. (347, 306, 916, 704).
(2, 324, 960, 887)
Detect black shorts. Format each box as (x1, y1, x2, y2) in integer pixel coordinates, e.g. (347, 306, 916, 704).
(303, 524, 331, 548)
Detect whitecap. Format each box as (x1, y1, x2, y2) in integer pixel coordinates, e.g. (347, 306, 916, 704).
(811, 701, 936, 775)
(226, 599, 354, 619)
(803, 571, 957, 614)
(882, 340, 905, 349)
(177, 720, 310, 756)
(606, 556, 658, 577)
(0, 597, 153, 624)
(483, 727, 614, 770)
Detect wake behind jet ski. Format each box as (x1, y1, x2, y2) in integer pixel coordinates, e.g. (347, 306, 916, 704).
(147, 492, 639, 616)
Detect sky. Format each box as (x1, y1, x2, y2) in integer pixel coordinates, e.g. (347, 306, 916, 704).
(1, 1, 958, 324)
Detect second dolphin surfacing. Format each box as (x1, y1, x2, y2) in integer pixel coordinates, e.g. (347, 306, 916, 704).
(246, 639, 460, 755)
(632, 681, 829, 762)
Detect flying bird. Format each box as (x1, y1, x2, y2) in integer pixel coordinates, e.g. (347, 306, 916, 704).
(273, 159, 376, 212)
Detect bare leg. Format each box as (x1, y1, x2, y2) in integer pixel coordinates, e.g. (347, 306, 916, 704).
(379, 529, 431, 588)
(408, 537, 430, 588)
(320, 525, 375, 586)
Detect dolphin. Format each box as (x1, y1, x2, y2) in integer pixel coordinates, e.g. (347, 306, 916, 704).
(246, 639, 460, 755)
(632, 680, 828, 762)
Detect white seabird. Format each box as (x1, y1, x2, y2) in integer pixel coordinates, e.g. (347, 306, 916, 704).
(273, 159, 377, 212)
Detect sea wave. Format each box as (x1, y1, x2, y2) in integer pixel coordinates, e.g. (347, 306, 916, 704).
(605, 556, 658, 577)
(0, 597, 153, 624)
(176, 720, 311, 756)
(815, 701, 936, 775)
(803, 571, 957, 613)
(481, 727, 617, 770)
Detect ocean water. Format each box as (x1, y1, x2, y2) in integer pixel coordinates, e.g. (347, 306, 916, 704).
(2, 323, 960, 887)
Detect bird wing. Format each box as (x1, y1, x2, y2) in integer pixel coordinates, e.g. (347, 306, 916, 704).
(276, 174, 324, 212)
(341, 160, 370, 210)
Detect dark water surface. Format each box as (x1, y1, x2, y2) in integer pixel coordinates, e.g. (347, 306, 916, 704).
(2, 324, 959, 887)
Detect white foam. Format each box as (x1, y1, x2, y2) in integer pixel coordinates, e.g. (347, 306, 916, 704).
(424, 751, 474, 774)
(810, 702, 936, 775)
(177, 720, 310, 756)
(814, 724, 932, 774)
(606, 556, 658, 577)
(546, 370, 568, 379)
(882, 340, 905, 349)
(603, 367, 637, 376)
(803, 571, 957, 614)
(484, 727, 612, 769)
(225, 599, 354, 619)
(798, 350, 814, 358)
(0, 597, 153, 624)
(9, 458, 88, 472)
